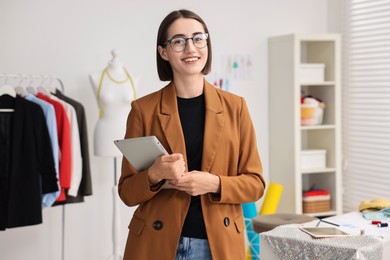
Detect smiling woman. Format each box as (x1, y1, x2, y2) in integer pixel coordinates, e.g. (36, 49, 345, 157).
(118, 9, 265, 260)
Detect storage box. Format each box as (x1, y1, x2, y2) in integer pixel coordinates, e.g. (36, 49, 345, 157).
(302, 189, 331, 213)
(300, 63, 325, 83)
(301, 149, 326, 170)
(301, 103, 324, 125)
(303, 197, 331, 213)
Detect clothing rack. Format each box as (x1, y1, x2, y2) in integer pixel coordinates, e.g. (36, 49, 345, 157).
(1, 73, 66, 260)
(108, 157, 123, 260)
(0, 73, 65, 93)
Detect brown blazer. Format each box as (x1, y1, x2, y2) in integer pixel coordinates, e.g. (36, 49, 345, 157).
(118, 80, 265, 260)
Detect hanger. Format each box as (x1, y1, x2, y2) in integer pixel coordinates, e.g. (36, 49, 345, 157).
(45, 75, 56, 93)
(57, 78, 65, 93)
(14, 74, 28, 97)
(0, 85, 16, 98)
(0, 74, 16, 98)
(25, 74, 39, 95)
(36, 75, 51, 96)
(0, 74, 16, 112)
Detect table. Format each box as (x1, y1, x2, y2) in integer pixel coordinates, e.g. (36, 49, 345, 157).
(260, 212, 390, 260)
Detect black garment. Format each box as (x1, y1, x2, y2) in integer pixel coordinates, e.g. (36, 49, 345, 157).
(53, 89, 92, 205)
(0, 95, 57, 230)
(177, 94, 207, 239)
(0, 108, 12, 231)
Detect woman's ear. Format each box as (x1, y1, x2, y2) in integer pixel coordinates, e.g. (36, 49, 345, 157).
(158, 46, 169, 61)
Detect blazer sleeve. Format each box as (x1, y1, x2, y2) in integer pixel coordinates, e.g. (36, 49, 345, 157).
(210, 97, 266, 204)
(118, 100, 163, 207)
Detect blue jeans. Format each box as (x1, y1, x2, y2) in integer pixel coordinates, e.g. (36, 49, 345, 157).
(175, 236, 212, 260)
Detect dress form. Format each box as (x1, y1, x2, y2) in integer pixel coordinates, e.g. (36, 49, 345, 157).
(90, 50, 137, 260)
(89, 49, 136, 157)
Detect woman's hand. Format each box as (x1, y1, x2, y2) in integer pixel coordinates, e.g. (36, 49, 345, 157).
(167, 171, 221, 196)
(147, 153, 185, 185)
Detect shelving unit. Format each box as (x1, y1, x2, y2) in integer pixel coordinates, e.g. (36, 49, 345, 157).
(268, 34, 342, 217)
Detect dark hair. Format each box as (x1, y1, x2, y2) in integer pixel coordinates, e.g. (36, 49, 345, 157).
(156, 9, 212, 81)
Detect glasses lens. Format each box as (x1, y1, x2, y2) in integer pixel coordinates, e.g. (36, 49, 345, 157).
(170, 37, 186, 52)
(193, 33, 208, 49)
(167, 33, 208, 52)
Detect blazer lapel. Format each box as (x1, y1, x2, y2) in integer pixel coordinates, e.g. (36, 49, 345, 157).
(202, 81, 225, 172)
(157, 83, 188, 163)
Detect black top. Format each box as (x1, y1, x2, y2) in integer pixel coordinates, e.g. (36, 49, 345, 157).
(177, 93, 207, 239)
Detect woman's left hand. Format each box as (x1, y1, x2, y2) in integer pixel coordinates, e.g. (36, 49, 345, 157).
(167, 171, 221, 196)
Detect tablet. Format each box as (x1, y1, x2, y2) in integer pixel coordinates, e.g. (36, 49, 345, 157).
(299, 227, 353, 238)
(114, 136, 169, 171)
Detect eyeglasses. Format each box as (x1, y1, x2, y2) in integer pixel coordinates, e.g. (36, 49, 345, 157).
(164, 33, 208, 52)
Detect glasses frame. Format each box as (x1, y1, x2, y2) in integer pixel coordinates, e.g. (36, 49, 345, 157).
(164, 33, 209, 53)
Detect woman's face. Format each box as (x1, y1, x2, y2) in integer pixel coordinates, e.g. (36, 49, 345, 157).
(159, 18, 208, 79)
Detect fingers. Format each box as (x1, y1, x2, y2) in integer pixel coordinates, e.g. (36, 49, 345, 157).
(161, 153, 183, 162)
(149, 153, 185, 181)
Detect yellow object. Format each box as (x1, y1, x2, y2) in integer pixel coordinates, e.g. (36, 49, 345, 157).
(246, 247, 252, 260)
(301, 106, 315, 118)
(260, 182, 284, 215)
(244, 183, 284, 259)
(359, 198, 390, 212)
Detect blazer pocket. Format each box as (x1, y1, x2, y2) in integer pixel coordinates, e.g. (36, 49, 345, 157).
(234, 215, 244, 233)
(129, 216, 145, 236)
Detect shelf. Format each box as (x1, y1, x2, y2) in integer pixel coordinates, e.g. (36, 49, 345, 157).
(305, 210, 337, 218)
(300, 81, 335, 86)
(301, 168, 335, 175)
(269, 33, 341, 215)
(301, 125, 335, 130)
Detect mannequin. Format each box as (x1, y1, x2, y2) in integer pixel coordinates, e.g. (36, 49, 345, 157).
(89, 49, 136, 157)
(90, 49, 137, 260)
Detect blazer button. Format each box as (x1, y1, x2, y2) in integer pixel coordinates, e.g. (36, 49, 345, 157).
(224, 217, 230, 227)
(153, 220, 163, 230)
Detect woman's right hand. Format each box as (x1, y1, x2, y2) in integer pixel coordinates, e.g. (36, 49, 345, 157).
(147, 153, 185, 185)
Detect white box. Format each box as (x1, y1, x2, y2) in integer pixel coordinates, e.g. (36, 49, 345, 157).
(300, 63, 325, 83)
(301, 149, 326, 170)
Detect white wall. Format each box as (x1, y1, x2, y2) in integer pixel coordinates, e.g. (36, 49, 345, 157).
(327, 0, 343, 33)
(0, 0, 329, 259)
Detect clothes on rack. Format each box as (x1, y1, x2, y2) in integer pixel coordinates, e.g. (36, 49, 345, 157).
(38, 92, 72, 202)
(0, 82, 93, 230)
(53, 89, 92, 204)
(50, 94, 82, 197)
(35, 89, 93, 204)
(0, 95, 57, 230)
(25, 93, 60, 207)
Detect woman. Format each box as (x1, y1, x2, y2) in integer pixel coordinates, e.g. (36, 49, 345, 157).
(118, 9, 265, 260)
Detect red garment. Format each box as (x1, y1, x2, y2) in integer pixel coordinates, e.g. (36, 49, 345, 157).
(37, 92, 72, 201)
(303, 190, 329, 197)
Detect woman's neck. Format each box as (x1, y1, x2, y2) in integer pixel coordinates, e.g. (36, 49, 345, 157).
(173, 75, 204, 98)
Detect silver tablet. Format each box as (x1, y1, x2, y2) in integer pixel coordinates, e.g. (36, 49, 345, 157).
(299, 227, 353, 238)
(114, 136, 168, 171)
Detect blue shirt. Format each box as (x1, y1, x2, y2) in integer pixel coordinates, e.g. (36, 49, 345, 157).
(25, 94, 60, 207)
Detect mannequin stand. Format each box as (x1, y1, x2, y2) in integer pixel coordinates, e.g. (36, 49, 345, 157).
(107, 157, 123, 260)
